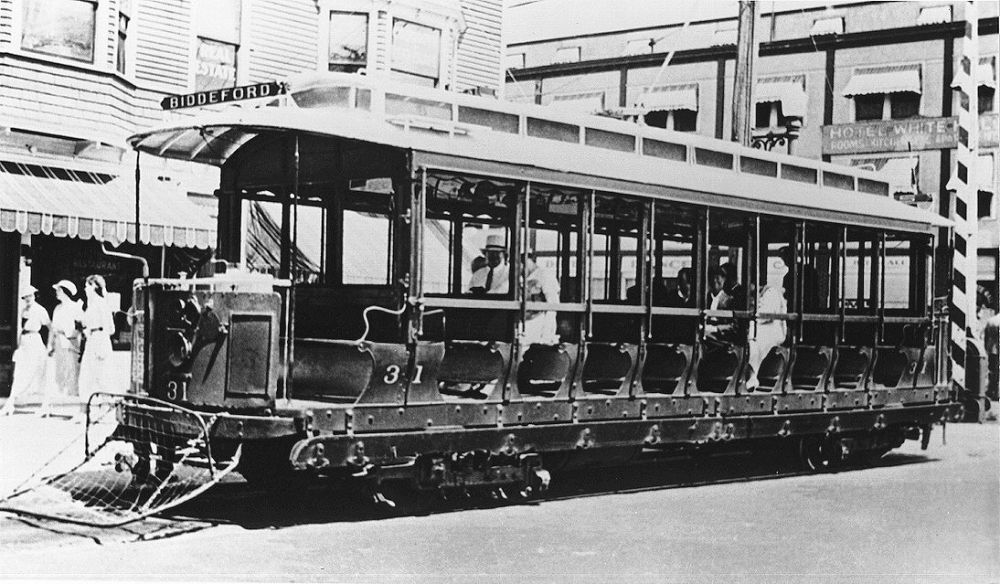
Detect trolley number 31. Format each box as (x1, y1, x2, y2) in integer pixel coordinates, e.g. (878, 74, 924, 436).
(165, 379, 189, 401)
(383, 364, 423, 385)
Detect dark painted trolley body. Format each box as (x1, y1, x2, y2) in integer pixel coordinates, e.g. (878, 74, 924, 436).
(124, 73, 958, 495)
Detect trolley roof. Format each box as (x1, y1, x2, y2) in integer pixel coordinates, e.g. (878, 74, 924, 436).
(129, 73, 950, 234)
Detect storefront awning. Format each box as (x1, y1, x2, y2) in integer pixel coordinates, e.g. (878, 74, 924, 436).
(0, 161, 215, 249)
(842, 65, 922, 97)
(756, 77, 807, 119)
(638, 84, 699, 112)
(550, 91, 606, 114)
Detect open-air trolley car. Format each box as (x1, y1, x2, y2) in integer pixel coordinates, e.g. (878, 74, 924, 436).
(120, 72, 959, 504)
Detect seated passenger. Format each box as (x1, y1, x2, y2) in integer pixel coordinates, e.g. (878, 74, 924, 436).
(705, 265, 739, 343)
(523, 252, 560, 347)
(666, 267, 695, 308)
(468, 234, 510, 295)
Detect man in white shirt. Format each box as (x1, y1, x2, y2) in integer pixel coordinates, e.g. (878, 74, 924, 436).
(468, 234, 510, 295)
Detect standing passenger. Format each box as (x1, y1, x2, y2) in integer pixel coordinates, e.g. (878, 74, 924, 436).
(77, 275, 116, 399)
(1, 286, 50, 416)
(48, 280, 83, 400)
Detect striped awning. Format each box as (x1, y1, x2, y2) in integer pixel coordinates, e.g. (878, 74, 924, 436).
(756, 76, 807, 119)
(639, 84, 699, 112)
(550, 91, 606, 114)
(0, 161, 215, 249)
(842, 65, 922, 97)
(951, 55, 997, 90)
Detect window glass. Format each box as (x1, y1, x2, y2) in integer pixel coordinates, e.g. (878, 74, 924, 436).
(458, 106, 519, 133)
(842, 230, 877, 312)
(707, 210, 749, 311)
(329, 12, 368, 73)
(116, 11, 130, 74)
(196, 38, 237, 91)
(755, 102, 774, 129)
(21, 0, 96, 62)
(854, 94, 883, 121)
(882, 235, 911, 310)
(650, 201, 698, 342)
(343, 209, 390, 285)
(246, 199, 285, 276)
(392, 19, 441, 85)
(423, 218, 453, 294)
(979, 86, 996, 115)
(593, 194, 644, 303)
(889, 92, 920, 119)
(291, 205, 325, 284)
(423, 172, 521, 296)
(672, 110, 698, 132)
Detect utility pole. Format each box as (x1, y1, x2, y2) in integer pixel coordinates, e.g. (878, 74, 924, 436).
(732, 0, 758, 146)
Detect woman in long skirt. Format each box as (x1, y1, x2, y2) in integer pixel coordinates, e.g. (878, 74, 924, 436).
(1, 285, 51, 416)
(47, 280, 83, 399)
(77, 275, 116, 399)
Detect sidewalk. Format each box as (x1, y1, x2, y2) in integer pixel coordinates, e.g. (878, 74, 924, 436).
(1, 350, 131, 417)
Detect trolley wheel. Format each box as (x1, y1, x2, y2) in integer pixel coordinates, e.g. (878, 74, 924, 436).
(799, 436, 847, 472)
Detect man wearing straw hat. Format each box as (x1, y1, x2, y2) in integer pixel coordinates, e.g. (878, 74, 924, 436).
(0, 285, 51, 416)
(468, 233, 510, 295)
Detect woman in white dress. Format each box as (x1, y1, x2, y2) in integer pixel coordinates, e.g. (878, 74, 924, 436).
(747, 284, 788, 390)
(77, 275, 116, 399)
(1, 285, 50, 416)
(47, 280, 83, 399)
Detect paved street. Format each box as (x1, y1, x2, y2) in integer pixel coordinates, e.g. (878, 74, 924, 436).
(1, 416, 997, 583)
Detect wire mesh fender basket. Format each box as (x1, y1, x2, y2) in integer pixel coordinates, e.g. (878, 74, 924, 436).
(0, 393, 241, 528)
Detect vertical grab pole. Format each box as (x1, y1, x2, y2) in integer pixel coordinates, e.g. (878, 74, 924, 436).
(135, 151, 150, 395)
(283, 135, 300, 401)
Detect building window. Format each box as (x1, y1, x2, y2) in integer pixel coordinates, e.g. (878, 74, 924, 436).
(889, 92, 920, 119)
(554, 46, 581, 64)
(505, 53, 525, 70)
(392, 19, 441, 87)
(194, 0, 241, 91)
(755, 102, 779, 129)
(844, 65, 922, 121)
(328, 11, 368, 73)
(639, 83, 698, 132)
(854, 94, 883, 121)
(116, 8, 130, 75)
(755, 76, 807, 128)
(981, 87, 997, 114)
(853, 93, 921, 121)
(196, 38, 238, 91)
(21, 0, 97, 62)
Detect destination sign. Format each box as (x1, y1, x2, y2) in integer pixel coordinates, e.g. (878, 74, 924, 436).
(161, 81, 287, 110)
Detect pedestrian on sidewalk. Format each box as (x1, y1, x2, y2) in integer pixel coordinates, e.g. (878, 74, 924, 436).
(77, 275, 116, 399)
(47, 280, 83, 400)
(0, 285, 51, 417)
